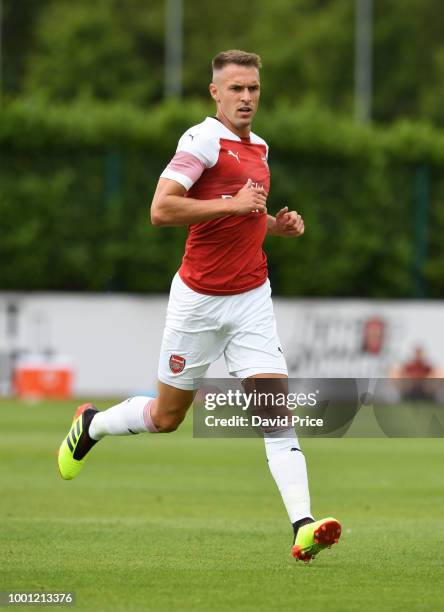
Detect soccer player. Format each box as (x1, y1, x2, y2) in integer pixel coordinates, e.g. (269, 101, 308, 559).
(58, 50, 341, 562)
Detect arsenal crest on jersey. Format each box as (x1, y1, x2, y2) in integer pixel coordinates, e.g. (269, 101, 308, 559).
(169, 354, 186, 374)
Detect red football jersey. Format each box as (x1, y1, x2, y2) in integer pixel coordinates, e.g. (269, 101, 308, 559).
(161, 117, 270, 295)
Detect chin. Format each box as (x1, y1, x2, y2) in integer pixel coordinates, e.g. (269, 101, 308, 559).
(235, 118, 252, 128)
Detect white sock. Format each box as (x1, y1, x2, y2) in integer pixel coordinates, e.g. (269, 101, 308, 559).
(89, 396, 157, 440)
(264, 428, 313, 523)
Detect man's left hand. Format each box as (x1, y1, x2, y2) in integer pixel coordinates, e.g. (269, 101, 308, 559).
(274, 207, 305, 237)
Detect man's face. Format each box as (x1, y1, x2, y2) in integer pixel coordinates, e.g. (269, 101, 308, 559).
(209, 64, 260, 136)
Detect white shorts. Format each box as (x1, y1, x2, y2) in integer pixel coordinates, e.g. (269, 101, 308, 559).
(158, 273, 288, 390)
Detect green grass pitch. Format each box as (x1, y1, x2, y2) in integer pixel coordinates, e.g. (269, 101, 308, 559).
(1, 398, 443, 611)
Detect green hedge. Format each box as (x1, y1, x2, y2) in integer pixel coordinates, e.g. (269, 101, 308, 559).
(1, 98, 443, 297)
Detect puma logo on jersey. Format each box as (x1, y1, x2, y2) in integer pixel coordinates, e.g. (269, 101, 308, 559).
(228, 150, 240, 163)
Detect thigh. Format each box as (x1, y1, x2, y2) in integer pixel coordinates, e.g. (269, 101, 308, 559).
(158, 327, 225, 390)
(224, 281, 288, 379)
(158, 273, 226, 390)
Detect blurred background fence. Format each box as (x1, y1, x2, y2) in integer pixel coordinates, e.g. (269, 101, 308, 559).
(1, 100, 444, 297)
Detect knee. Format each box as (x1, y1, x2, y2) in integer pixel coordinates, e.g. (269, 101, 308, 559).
(153, 412, 184, 433)
(151, 385, 193, 433)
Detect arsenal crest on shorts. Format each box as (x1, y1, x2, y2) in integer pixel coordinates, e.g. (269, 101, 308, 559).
(169, 354, 186, 374)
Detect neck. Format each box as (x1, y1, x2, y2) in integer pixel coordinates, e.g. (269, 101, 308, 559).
(216, 109, 251, 139)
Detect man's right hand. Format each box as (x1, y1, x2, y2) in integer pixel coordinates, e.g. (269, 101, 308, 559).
(231, 178, 267, 216)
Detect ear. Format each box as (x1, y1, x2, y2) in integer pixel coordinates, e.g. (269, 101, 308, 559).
(209, 82, 218, 102)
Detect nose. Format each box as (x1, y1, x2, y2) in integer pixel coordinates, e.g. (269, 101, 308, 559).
(241, 88, 252, 102)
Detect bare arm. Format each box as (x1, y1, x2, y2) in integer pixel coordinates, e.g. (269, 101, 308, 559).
(150, 178, 267, 227)
(267, 207, 305, 237)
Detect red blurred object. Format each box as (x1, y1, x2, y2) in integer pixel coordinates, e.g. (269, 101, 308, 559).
(400, 346, 433, 379)
(13, 360, 73, 399)
(362, 317, 385, 355)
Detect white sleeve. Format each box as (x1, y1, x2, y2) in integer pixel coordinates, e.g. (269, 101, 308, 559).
(160, 127, 220, 190)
